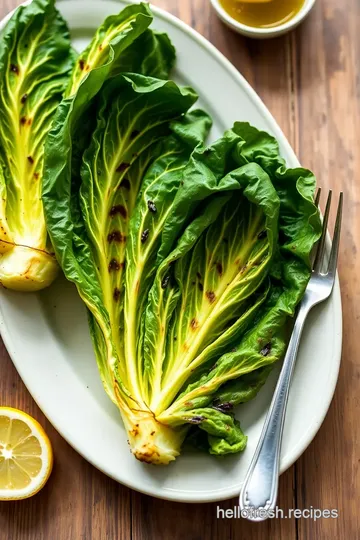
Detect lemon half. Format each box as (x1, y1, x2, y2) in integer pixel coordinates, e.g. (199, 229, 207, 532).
(0, 407, 53, 500)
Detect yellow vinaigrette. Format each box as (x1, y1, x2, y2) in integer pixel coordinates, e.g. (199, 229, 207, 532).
(0, 408, 53, 500)
(220, 0, 305, 29)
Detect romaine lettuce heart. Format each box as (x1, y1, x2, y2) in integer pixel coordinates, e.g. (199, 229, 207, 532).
(0, 0, 74, 291)
(122, 126, 321, 462)
(44, 70, 210, 411)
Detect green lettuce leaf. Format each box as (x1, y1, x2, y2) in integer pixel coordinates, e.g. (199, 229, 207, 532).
(108, 29, 176, 81)
(66, 3, 153, 97)
(43, 2, 176, 216)
(43, 71, 209, 407)
(124, 110, 212, 404)
(0, 0, 73, 290)
(114, 125, 320, 460)
(66, 3, 175, 99)
(42, 2, 189, 410)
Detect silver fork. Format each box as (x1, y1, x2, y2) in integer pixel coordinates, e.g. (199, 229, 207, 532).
(239, 190, 343, 522)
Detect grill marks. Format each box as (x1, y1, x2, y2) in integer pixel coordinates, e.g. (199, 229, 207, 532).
(108, 258, 121, 272)
(120, 178, 131, 190)
(113, 288, 120, 301)
(108, 259, 125, 272)
(187, 416, 204, 425)
(260, 343, 271, 357)
(107, 231, 125, 244)
(190, 318, 199, 331)
(107, 186, 129, 293)
(180, 236, 245, 356)
(212, 400, 233, 414)
(99, 122, 152, 315)
(109, 205, 127, 219)
(116, 163, 130, 173)
(170, 204, 268, 381)
(147, 200, 157, 213)
(105, 159, 134, 309)
(107, 206, 127, 290)
(141, 229, 149, 244)
(106, 181, 132, 307)
(20, 117, 32, 127)
(196, 272, 204, 292)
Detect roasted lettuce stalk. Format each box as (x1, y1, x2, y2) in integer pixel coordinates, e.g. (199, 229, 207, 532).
(0, 0, 73, 290)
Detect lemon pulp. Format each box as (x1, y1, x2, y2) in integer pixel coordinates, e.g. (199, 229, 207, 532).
(0, 408, 52, 499)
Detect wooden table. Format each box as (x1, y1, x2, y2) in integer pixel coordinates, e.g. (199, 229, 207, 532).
(0, 0, 358, 538)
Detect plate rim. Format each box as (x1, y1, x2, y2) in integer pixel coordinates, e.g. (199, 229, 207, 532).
(0, 0, 343, 503)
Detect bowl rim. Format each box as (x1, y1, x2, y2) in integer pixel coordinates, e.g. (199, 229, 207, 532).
(210, 0, 317, 35)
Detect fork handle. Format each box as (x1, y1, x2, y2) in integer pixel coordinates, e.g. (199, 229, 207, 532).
(239, 300, 311, 521)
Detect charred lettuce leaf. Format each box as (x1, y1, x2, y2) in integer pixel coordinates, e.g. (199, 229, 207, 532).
(122, 125, 321, 462)
(65, 3, 171, 98)
(43, 70, 211, 404)
(0, 0, 73, 290)
(43, 2, 200, 412)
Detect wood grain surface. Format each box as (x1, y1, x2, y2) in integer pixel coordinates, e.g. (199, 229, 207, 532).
(0, 0, 358, 539)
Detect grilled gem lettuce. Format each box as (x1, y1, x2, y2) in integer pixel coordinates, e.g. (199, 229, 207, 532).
(136, 124, 321, 460)
(122, 125, 321, 462)
(43, 69, 211, 404)
(0, 0, 73, 290)
(45, 68, 320, 463)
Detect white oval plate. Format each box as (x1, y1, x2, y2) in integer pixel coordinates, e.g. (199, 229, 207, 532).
(0, 0, 342, 503)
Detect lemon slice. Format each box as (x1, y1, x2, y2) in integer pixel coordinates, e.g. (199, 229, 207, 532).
(0, 407, 53, 500)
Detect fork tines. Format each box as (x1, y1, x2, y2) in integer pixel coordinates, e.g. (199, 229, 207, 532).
(313, 189, 343, 276)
